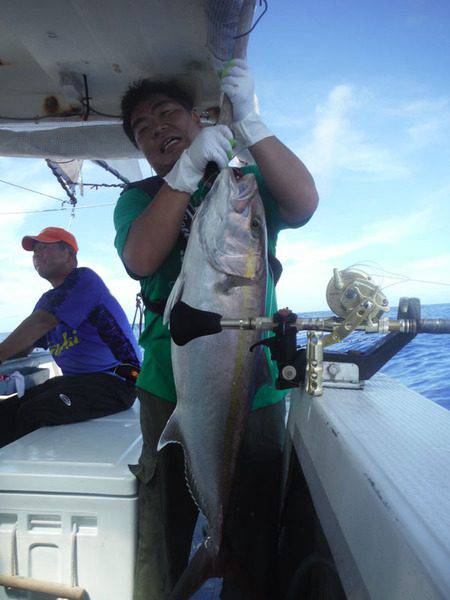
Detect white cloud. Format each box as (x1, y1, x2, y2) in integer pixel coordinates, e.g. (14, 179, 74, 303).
(275, 208, 438, 312)
(297, 84, 409, 183)
(407, 119, 444, 147)
(385, 97, 450, 149)
(278, 209, 429, 264)
(358, 209, 432, 245)
(277, 245, 450, 314)
(0, 162, 56, 325)
(390, 98, 449, 117)
(407, 254, 450, 272)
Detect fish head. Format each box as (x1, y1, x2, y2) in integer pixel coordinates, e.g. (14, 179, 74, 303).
(200, 169, 267, 281)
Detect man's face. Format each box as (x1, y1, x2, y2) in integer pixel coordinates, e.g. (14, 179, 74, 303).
(131, 94, 202, 176)
(32, 242, 71, 281)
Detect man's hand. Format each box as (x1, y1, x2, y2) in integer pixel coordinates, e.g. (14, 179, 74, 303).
(124, 125, 235, 277)
(219, 58, 255, 122)
(220, 59, 273, 149)
(164, 125, 234, 194)
(0, 310, 57, 365)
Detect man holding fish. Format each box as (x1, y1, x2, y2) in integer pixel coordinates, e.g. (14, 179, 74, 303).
(115, 59, 318, 599)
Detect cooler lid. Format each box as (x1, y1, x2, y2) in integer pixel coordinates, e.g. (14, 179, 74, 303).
(0, 405, 142, 496)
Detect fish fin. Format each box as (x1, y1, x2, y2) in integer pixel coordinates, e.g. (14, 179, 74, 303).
(169, 540, 267, 600)
(158, 411, 206, 519)
(157, 410, 182, 451)
(163, 275, 185, 325)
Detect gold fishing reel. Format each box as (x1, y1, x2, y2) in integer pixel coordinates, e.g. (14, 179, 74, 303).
(326, 267, 390, 326)
(302, 267, 391, 396)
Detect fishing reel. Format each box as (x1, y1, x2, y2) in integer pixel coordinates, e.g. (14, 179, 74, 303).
(326, 267, 390, 326)
(254, 267, 393, 394)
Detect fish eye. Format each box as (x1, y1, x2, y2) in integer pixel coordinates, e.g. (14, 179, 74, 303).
(251, 216, 261, 231)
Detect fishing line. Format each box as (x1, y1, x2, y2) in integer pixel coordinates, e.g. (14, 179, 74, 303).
(381, 277, 450, 289)
(346, 261, 450, 289)
(0, 178, 66, 202)
(0, 202, 115, 216)
(0, 165, 127, 212)
(346, 260, 409, 281)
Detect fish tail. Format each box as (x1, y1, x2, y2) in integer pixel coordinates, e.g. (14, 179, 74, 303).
(169, 540, 267, 600)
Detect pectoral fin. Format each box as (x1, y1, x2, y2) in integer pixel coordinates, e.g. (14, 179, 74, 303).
(163, 275, 185, 325)
(157, 410, 183, 451)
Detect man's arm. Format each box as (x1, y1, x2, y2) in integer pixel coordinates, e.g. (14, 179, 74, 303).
(122, 184, 191, 278)
(221, 59, 319, 226)
(122, 125, 234, 278)
(248, 137, 318, 227)
(0, 310, 58, 364)
(7, 348, 33, 360)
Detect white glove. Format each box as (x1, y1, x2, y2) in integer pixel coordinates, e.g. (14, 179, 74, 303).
(164, 125, 234, 194)
(219, 58, 273, 148)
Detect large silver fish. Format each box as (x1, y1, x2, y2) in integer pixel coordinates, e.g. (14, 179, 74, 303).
(160, 167, 269, 598)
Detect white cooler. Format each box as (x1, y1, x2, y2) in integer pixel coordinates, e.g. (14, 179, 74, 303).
(0, 404, 142, 600)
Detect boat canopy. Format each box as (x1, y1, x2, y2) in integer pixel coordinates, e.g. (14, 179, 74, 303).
(0, 0, 256, 160)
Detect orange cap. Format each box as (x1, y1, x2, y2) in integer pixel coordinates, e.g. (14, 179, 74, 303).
(22, 227, 78, 253)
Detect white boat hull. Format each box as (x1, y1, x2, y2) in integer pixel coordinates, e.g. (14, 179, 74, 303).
(286, 373, 450, 599)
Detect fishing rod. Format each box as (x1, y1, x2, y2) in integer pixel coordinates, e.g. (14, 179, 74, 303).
(170, 267, 450, 396)
(219, 314, 450, 334)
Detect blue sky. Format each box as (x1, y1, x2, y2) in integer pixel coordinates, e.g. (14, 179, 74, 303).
(1, 0, 449, 331)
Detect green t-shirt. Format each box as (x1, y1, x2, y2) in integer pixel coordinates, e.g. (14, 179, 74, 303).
(114, 166, 289, 409)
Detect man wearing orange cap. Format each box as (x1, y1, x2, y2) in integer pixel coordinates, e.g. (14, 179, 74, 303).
(0, 227, 141, 447)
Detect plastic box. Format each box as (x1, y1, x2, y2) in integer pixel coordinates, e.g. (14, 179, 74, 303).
(0, 403, 142, 600)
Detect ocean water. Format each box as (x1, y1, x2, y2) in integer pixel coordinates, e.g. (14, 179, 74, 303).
(295, 303, 450, 410)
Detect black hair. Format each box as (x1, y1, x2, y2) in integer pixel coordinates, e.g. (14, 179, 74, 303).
(121, 80, 194, 147)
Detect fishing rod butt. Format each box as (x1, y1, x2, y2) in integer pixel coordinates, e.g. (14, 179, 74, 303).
(170, 301, 222, 346)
